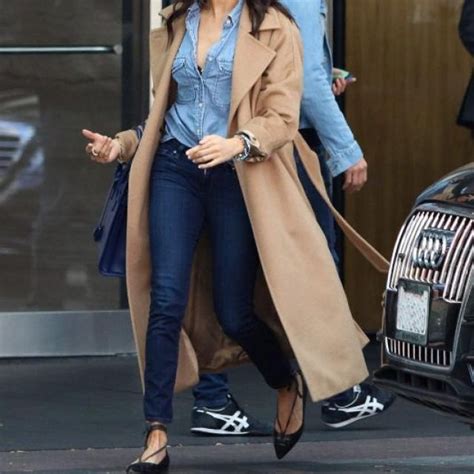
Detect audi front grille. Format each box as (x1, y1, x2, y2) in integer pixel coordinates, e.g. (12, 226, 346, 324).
(385, 206, 473, 369)
(388, 209, 473, 303)
(385, 337, 452, 367)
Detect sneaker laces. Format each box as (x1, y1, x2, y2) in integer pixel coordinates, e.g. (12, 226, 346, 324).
(335, 385, 362, 409)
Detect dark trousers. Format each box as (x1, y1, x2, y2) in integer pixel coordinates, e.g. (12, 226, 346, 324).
(298, 129, 339, 267)
(193, 373, 229, 408)
(144, 139, 293, 423)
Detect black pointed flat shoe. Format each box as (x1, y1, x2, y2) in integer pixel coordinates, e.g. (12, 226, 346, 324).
(273, 370, 307, 460)
(126, 423, 170, 473)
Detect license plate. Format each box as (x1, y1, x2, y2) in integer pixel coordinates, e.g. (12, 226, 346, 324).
(395, 280, 430, 345)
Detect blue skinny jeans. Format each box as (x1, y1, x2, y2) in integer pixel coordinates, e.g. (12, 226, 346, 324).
(144, 139, 293, 423)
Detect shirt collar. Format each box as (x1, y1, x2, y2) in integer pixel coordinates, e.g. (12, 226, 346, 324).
(187, 1, 200, 18)
(226, 0, 244, 26)
(187, 0, 244, 26)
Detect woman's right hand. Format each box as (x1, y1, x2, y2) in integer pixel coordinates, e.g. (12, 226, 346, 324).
(82, 129, 121, 164)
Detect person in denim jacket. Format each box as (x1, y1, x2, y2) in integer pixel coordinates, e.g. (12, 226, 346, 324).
(190, 0, 393, 435)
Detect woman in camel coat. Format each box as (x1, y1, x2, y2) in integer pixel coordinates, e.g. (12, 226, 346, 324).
(83, 0, 388, 471)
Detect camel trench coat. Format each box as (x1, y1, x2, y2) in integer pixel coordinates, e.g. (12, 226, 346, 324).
(116, 3, 389, 402)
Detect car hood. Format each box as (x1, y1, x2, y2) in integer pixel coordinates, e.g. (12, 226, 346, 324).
(415, 162, 474, 208)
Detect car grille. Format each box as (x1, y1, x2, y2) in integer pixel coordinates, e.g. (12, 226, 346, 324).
(0, 131, 21, 180)
(388, 210, 473, 303)
(385, 337, 452, 367)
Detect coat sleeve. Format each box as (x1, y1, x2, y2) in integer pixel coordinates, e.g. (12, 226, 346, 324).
(238, 18, 303, 160)
(114, 129, 140, 162)
(460, 0, 474, 56)
(114, 119, 147, 162)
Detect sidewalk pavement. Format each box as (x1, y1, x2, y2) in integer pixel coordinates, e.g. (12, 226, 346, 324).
(1, 343, 473, 473)
(2, 438, 474, 473)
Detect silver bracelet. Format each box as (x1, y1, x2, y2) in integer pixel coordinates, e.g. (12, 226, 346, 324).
(115, 139, 126, 164)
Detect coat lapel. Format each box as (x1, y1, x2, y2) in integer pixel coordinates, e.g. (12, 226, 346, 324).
(149, 10, 186, 105)
(228, 4, 280, 123)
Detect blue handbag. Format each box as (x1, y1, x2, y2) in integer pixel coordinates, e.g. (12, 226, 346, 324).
(93, 162, 130, 277)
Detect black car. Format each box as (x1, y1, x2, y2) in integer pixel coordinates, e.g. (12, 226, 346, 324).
(374, 163, 474, 424)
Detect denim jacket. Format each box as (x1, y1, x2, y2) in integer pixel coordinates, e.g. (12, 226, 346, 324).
(281, 0, 363, 177)
(161, 0, 243, 147)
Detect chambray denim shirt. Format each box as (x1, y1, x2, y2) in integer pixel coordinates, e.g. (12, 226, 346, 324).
(161, 0, 243, 147)
(281, 0, 363, 177)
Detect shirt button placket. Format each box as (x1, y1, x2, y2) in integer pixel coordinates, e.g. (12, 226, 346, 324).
(198, 66, 204, 138)
(198, 101, 203, 138)
(197, 84, 206, 175)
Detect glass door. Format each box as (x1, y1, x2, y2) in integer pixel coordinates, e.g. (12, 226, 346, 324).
(0, 0, 141, 312)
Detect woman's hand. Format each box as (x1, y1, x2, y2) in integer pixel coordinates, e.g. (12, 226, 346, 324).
(82, 129, 121, 164)
(186, 135, 244, 169)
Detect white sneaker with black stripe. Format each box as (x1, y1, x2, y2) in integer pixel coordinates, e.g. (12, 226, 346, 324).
(191, 393, 272, 436)
(321, 383, 395, 428)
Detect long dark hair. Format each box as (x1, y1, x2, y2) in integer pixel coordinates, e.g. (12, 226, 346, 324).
(165, 0, 294, 41)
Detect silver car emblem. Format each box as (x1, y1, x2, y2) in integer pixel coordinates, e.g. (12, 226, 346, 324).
(412, 228, 454, 270)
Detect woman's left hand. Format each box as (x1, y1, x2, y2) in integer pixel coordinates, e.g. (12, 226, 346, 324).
(186, 135, 243, 169)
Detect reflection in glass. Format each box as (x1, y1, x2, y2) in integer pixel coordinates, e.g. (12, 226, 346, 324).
(0, 55, 122, 311)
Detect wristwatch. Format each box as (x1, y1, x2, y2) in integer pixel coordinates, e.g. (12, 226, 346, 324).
(233, 133, 251, 161)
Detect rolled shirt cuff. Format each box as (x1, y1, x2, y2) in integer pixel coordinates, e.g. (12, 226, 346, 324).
(325, 141, 363, 177)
